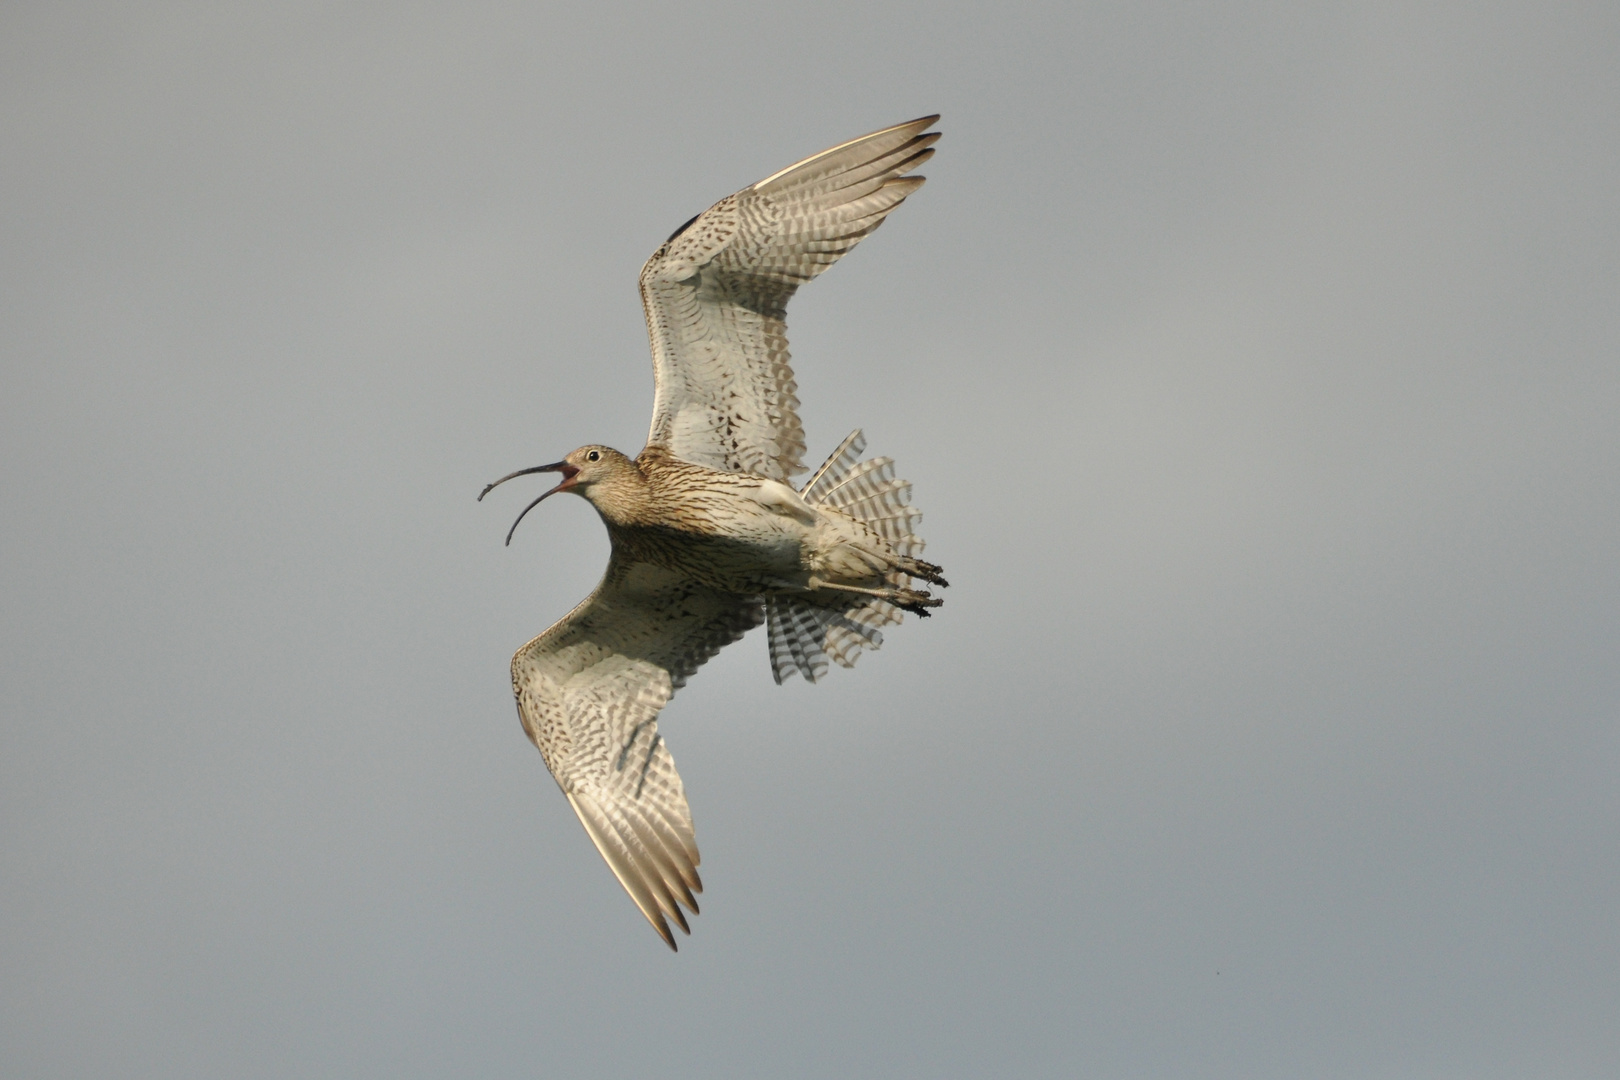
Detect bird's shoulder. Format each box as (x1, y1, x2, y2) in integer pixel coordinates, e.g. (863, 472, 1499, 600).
(510, 558, 762, 760)
(638, 192, 752, 288)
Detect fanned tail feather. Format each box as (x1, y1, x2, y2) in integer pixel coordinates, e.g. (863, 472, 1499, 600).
(766, 430, 941, 683)
(799, 429, 866, 504)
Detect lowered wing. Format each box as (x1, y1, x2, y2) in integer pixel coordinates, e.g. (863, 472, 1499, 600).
(512, 558, 763, 948)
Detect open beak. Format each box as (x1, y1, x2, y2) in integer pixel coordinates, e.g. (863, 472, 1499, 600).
(478, 461, 580, 546)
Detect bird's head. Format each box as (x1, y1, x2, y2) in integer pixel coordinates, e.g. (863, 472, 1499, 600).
(479, 445, 639, 545)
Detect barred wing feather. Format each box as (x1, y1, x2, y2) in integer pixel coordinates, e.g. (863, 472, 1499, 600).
(511, 559, 763, 948)
(640, 115, 939, 480)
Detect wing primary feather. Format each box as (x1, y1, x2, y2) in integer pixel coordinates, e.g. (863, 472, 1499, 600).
(778, 137, 937, 202)
(596, 798, 688, 927)
(632, 803, 703, 894)
(567, 792, 679, 950)
(625, 807, 700, 915)
(752, 115, 939, 193)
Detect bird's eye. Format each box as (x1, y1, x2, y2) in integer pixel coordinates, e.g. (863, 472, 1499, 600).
(587, 450, 601, 462)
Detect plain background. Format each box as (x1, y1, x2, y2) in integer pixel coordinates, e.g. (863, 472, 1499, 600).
(3, 2, 1617, 1077)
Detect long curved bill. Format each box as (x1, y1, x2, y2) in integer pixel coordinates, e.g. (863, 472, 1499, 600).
(478, 461, 579, 546)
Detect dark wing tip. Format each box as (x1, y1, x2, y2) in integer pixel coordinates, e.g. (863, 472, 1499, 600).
(665, 212, 702, 244)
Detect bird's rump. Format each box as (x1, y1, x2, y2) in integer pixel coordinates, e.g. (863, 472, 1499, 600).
(511, 558, 764, 947)
(640, 115, 940, 482)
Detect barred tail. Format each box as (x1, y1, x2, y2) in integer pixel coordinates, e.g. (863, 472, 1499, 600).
(766, 430, 945, 684)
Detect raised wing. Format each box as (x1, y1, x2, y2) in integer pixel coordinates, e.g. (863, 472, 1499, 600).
(640, 115, 939, 481)
(511, 557, 762, 948)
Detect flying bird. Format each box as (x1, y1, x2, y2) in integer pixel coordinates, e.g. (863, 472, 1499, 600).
(480, 115, 947, 948)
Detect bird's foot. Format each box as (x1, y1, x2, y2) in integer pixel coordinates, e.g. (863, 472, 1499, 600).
(806, 577, 944, 617)
(898, 557, 949, 588)
(892, 591, 943, 618)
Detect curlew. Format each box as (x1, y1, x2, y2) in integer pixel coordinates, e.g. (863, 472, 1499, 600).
(480, 116, 947, 948)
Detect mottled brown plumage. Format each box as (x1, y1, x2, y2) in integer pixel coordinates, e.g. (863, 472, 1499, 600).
(481, 117, 946, 948)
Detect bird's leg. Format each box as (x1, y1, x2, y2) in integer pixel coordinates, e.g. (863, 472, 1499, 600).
(614, 719, 664, 799)
(632, 733, 663, 799)
(616, 719, 655, 771)
(805, 576, 943, 618)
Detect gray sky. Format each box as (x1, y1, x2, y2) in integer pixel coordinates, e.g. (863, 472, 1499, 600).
(3, 2, 1617, 1077)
